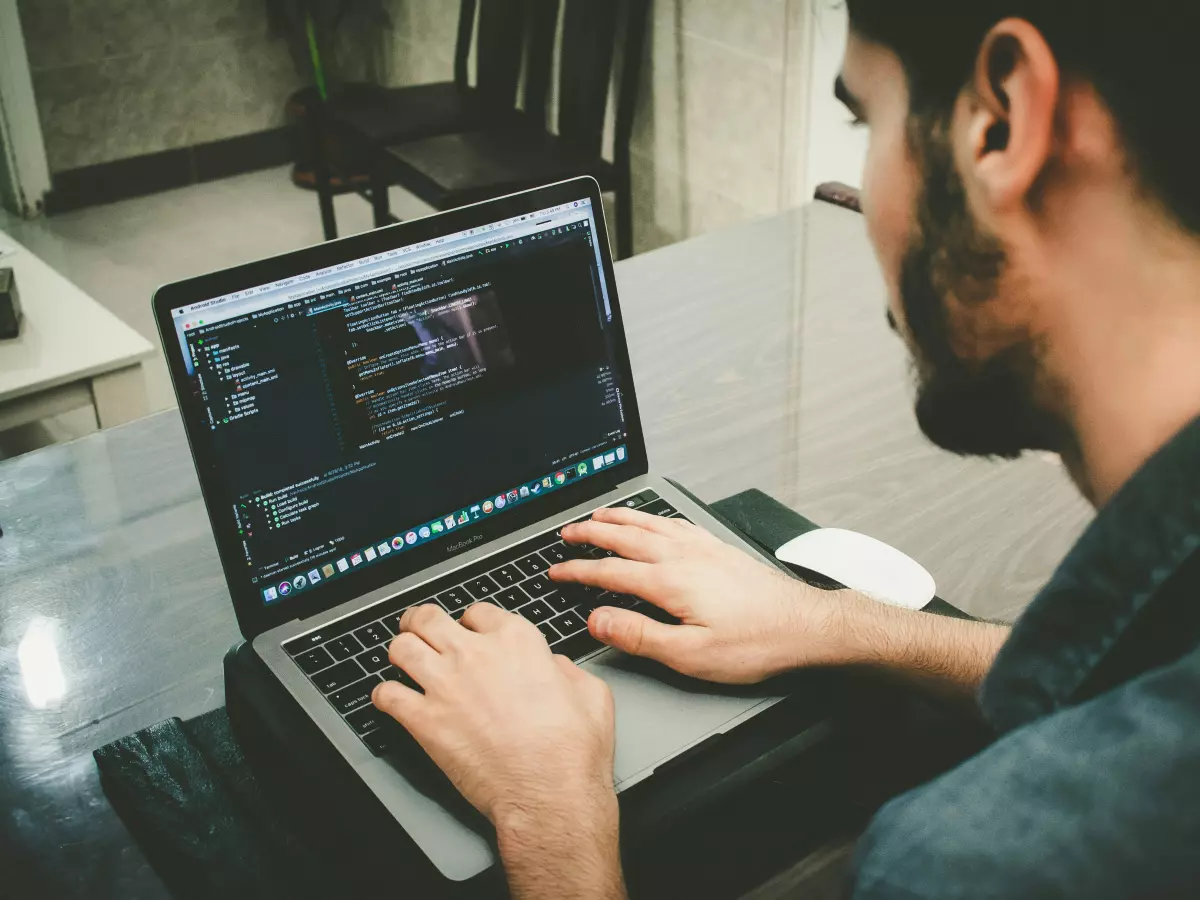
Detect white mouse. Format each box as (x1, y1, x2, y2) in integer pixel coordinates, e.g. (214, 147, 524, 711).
(775, 528, 936, 610)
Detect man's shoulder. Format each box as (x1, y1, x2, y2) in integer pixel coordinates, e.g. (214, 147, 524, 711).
(851, 647, 1200, 900)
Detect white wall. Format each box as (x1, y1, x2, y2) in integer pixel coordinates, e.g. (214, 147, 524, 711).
(802, 0, 868, 197)
(0, 0, 51, 216)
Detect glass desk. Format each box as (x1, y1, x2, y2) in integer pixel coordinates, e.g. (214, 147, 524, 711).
(0, 202, 1092, 897)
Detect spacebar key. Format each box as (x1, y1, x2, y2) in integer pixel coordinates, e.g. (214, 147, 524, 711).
(552, 630, 604, 661)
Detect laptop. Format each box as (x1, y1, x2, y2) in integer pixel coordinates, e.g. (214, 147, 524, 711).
(154, 177, 787, 881)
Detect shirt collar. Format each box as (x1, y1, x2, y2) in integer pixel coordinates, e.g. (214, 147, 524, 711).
(980, 415, 1200, 734)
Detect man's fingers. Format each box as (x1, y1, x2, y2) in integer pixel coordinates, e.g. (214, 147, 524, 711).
(387, 631, 442, 686)
(560, 520, 667, 562)
(548, 556, 656, 596)
(459, 600, 513, 633)
(371, 680, 424, 726)
(399, 602, 467, 653)
(582, 505, 686, 535)
(588, 607, 697, 664)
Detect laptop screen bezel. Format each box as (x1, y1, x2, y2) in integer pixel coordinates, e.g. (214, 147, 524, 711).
(152, 177, 649, 641)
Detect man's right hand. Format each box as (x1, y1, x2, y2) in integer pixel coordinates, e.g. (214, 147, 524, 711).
(551, 506, 1009, 695)
(549, 507, 853, 685)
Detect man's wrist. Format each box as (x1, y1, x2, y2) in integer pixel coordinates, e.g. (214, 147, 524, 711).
(772, 577, 865, 673)
(493, 784, 625, 899)
(801, 586, 1009, 694)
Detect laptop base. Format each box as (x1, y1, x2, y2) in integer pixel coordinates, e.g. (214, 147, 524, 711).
(225, 639, 851, 897)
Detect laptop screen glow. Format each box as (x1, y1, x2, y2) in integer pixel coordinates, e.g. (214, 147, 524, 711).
(167, 197, 629, 607)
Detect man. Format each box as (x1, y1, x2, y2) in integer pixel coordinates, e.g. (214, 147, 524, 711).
(372, 2, 1200, 896)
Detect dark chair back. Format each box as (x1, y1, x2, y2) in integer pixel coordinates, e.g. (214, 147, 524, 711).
(551, 0, 649, 162)
(466, 0, 649, 162)
(474, 0, 529, 110)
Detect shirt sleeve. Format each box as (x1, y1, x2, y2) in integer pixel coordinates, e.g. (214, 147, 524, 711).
(848, 649, 1200, 899)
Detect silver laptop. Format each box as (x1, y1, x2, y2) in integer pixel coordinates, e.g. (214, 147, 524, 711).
(154, 177, 785, 881)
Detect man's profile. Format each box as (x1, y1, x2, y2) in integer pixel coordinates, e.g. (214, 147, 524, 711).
(371, 3, 1200, 896)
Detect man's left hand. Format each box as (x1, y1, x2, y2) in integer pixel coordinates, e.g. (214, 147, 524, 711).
(372, 601, 615, 826)
(372, 602, 627, 898)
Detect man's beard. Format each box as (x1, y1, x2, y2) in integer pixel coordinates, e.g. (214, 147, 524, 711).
(899, 118, 1063, 459)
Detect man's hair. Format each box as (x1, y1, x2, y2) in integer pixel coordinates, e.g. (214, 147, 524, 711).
(845, 2, 1200, 234)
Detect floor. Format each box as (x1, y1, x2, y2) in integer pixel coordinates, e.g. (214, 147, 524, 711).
(0, 167, 438, 459)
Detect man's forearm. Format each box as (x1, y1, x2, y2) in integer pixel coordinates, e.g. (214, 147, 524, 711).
(495, 790, 627, 900)
(828, 591, 1010, 697)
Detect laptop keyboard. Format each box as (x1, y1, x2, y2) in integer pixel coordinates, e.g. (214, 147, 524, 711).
(283, 489, 690, 756)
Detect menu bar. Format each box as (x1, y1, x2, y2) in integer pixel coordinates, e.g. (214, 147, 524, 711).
(172, 198, 594, 318)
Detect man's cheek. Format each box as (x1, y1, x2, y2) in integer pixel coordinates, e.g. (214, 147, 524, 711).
(860, 129, 917, 336)
(862, 191, 909, 337)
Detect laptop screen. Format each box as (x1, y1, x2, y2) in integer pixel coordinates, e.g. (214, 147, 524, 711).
(166, 195, 630, 609)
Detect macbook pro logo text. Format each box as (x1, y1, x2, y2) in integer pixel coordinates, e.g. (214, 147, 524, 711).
(446, 534, 483, 554)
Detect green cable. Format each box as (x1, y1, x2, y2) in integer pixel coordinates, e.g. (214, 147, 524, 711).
(305, 11, 327, 101)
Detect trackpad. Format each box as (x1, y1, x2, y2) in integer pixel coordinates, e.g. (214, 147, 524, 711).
(582, 650, 781, 786)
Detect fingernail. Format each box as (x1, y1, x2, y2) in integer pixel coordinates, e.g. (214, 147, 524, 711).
(592, 609, 611, 639)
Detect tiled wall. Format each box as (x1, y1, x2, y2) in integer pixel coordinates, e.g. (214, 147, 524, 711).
(631, 0, 800, 251)
(17, 0, 299, 173)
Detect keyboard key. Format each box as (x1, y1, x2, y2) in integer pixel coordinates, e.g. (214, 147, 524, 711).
(312, 659, 366, 693)
(346, 705, 391, 735)
(514, 554, 548, 577)
(495, 585, 530, 610)
(538, 621, 560, 642)
(380, 665, 422, 692)
(284, 631, 330, 656)
(540, 543, 570, 565)
(450, 608, 467, 620)
(586, 545, 619, 560)
(363, 722, 410, 756)
(553, 630, 604, 661)
(557, 582, 605, 606)
(464, 575, 500, 600)
(557, 541, 593, 560)
(523, 574, 555, 598)
(637, 499, 677, 518)
(545, 592, 575, 614)
(490, 564, 523, 587)
(437, 587, 471, 611)
(517, 599, 554, 624)
(356, 646, 391, 673)
(609, 489, 659, 509)
(295, 646, 335, 674)
(330, 674, 382, 714)
(353, 622, 390, 648)
(599, 591, 640, 609)
(549, 610, 586, 637)
(326, 634, 364, 661)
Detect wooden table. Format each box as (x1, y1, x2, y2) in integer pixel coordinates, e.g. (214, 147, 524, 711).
(0, 230, 153, 433)
(0, 202, 1094, 897)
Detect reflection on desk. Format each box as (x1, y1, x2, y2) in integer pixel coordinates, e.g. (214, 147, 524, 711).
(0, 202, 1092, 898)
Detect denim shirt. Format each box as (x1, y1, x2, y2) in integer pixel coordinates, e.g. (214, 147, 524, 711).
(851, 417, 1200, 899)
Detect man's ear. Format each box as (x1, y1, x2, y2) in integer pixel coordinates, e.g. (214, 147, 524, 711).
(959, 18, 1060, 213)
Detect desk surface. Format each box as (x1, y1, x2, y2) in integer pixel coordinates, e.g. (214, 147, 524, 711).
(0, 202, 1093, 898)
(0, 231, 154, 402)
